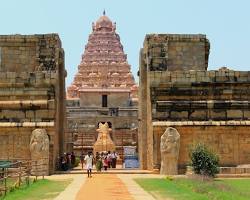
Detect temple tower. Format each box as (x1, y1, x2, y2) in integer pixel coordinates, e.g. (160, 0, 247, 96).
(67, 12, 137, 101)
(66, 13, 138, 157)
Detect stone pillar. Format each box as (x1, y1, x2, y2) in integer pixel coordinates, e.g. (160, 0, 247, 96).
(138, 47, 154, 170)
(138, 48, 148, 169)
(146, 56, 154, 170)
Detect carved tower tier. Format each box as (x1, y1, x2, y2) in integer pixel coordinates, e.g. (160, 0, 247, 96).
(66, 12, 138, 157)
(67, 12, 137, 99)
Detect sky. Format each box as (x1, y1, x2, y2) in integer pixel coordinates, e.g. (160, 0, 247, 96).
(0, 0, 250, 87)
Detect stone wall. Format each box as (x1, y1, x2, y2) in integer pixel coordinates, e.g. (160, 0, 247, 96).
(143, 34, 209, 71)
(149, 69, 250, 121)
(0, 34, 66, 174)
(153, 123, 250, 171)
(138, 33, 250, 171)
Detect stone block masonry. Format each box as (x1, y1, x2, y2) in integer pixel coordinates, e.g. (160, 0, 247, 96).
(143, 34, 210, 71)
(153, 122, 250, 171)
(0, 34, 66, 174)
(138, 33, 250, 171)
(150, 68, 250, 121)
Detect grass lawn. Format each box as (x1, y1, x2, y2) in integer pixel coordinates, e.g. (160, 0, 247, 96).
(0, 178, 72, 200)
(135, 177, 250, 200)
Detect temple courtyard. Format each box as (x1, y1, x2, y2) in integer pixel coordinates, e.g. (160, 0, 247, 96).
(2, 171, 250, 200)
(0, 1, 250, 200)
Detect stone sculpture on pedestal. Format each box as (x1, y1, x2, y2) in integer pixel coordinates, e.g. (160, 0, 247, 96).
(30, 129, 50, 176)
(160, 127, 180, 175)
(93, 122, 116, 154)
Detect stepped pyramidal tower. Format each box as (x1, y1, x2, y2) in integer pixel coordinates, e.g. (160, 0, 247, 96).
(66, 12, 138, 157)
(67, 11, 137, 98)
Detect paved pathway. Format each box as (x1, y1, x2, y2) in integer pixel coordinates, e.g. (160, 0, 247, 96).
(118, 174, 157, 200)
(49, 172, 161, 200)
(51, 174, 86, 200)
(76, 174, 134, 200)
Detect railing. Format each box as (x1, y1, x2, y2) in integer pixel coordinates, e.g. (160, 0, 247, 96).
(0, 160, 46, 197)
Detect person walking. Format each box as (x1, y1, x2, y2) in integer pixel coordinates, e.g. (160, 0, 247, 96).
(111, 151, 118, 168)
(80, 153, 84, 169)
(84, 152, 94, 178)
(71, 152, 76, 167)
(107, 151, 112, 168)
(95, 152, 102, 172)
(103, 153, 108, 171)
(61, 154, 68, 171)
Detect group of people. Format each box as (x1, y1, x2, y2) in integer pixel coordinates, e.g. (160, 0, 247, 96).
(81, 151, 118, 178)
(59, 152, 76, 171)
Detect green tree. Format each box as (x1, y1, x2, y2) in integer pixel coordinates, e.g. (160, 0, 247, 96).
(189, 143, 219, 177)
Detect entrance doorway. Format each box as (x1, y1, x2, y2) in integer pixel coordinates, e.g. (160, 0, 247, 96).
(102, 95, 107, 107)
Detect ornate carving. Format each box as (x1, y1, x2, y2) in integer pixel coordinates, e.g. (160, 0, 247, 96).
(67, 13, 137, 98)
(93, 122, 115, 153)
(30, 129, 49, 175)
(160, 127, 180, 175)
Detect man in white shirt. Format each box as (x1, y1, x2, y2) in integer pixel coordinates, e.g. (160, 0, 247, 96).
(84, 152, 94, 178)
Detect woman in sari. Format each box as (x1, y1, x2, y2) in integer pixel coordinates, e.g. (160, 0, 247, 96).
(95, 152, 102, 172)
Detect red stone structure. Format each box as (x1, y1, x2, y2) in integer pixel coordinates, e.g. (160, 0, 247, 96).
(67, 13, 137, 99)
(66, 13, 138, 156)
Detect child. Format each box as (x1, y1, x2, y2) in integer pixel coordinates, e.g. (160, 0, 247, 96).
(103, 155, 108, 171)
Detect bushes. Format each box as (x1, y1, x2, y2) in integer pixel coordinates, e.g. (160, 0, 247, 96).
(189, 143, 219, 177)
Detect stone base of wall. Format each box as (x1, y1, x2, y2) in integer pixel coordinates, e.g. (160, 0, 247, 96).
(220, 166, 250, 174)
(0, 125, 55, 174)
(153, 122, 250, 169)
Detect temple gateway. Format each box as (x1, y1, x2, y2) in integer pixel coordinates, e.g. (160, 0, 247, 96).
(66, 13, 138, 157)
(0, 13, 249, 175)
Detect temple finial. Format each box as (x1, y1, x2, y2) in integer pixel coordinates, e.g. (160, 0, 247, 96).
(103, 9, 106, 15)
